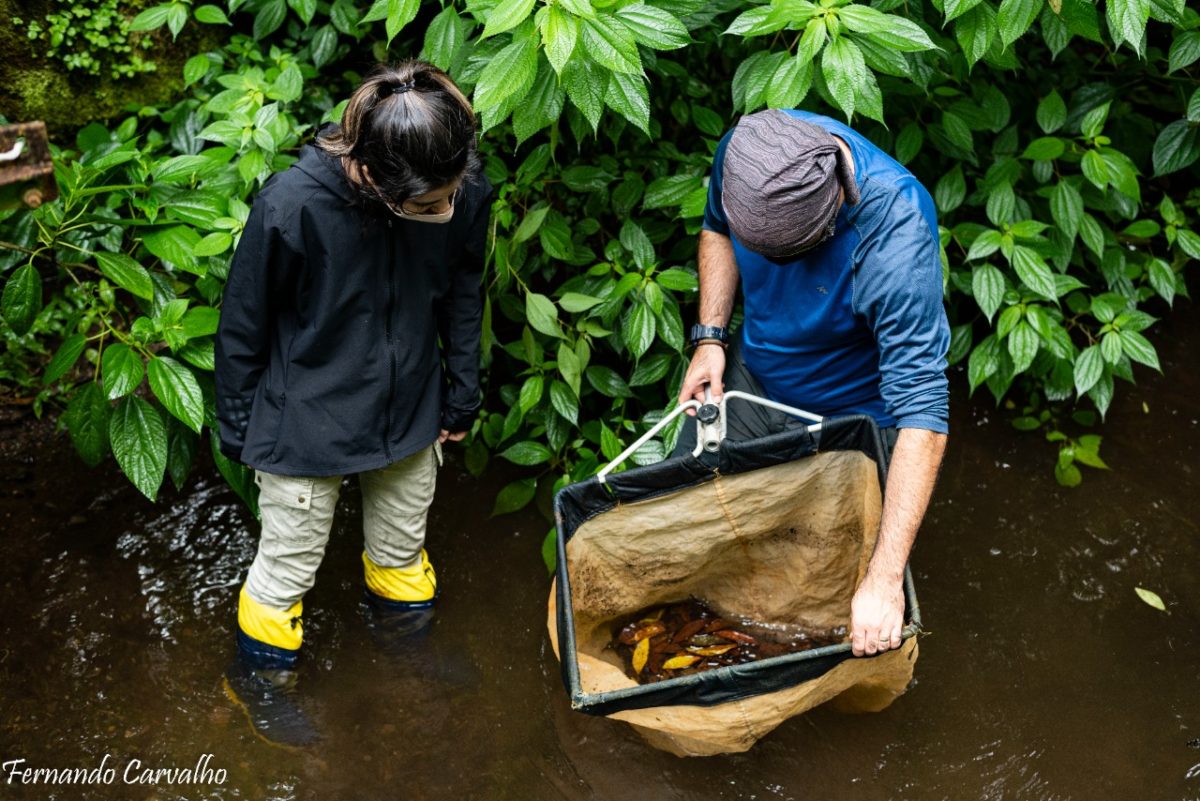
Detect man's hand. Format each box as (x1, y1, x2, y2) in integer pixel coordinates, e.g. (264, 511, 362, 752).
(438, 429, 467, 444)
(849, 427, 946, 656)
(850, 573, 904, 656)
(678, 343, 726, 414)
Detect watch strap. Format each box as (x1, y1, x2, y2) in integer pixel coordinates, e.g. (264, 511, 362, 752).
(689, 324, 728, 346)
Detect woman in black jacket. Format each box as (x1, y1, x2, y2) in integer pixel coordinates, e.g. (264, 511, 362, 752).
(214, 61, 491, 733)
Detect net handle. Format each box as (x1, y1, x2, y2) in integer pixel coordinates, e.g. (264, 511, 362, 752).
(596, 390, 824, 484)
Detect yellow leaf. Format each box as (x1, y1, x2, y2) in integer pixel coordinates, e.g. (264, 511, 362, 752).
(687, 644, 736, 656)
(632, 637, 650, 674)
(662, 654, 700, 670)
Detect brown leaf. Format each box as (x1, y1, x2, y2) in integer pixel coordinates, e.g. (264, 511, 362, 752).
(673, 618, 708, 643)
(632, 621, 666, 641)
(715, 629, 757, 645)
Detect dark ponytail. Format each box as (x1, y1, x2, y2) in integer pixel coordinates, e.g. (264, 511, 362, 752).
(317, 61, 480, 207)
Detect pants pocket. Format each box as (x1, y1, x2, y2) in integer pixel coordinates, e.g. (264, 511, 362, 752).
(433, 441, 443, 468)
(255, 471, 316, 511)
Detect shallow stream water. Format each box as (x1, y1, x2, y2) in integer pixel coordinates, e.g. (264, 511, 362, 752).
(1, 312, 1197, 800)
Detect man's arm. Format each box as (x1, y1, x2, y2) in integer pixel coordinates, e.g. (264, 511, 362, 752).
(678, 230, 739, 407)
(850, 427, 946, 655)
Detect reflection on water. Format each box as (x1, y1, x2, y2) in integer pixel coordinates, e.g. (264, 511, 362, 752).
(1, 314, 1199, 800)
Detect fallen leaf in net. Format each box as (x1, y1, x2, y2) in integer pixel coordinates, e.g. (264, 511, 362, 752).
(662, 654, 701, 670)
(632, 637, 650, 674)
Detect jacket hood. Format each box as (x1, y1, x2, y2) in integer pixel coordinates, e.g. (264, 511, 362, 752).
(294, 128, 358, 204)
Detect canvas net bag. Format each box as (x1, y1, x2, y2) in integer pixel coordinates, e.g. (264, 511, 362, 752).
(548, 414, 920, 757)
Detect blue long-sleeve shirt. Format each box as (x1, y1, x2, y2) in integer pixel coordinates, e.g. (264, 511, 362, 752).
(704, 110, 950, 433)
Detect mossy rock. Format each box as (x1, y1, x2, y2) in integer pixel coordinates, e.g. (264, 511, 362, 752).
(0, 0, 219, 141)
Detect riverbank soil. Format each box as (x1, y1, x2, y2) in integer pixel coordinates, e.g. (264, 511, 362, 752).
(0, 309, 1197, 800)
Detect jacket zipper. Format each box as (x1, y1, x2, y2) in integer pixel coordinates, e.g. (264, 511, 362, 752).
(383, 218, 396, 462)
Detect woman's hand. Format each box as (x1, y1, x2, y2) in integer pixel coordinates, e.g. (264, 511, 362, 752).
(438, 429, 467, 444)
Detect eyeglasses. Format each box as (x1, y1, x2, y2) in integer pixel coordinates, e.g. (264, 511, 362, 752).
(390, 184, 461, 216)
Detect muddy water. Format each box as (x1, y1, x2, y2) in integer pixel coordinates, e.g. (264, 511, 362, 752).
(1, 314, 1198, 801)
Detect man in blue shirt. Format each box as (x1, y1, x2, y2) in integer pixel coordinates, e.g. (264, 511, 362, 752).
(677, 109, 950, 659)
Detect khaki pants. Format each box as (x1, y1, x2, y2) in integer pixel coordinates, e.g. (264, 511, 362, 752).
(243, 443, 442, 611)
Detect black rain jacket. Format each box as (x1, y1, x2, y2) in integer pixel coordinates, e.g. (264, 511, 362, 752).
(214, 135, 492, 477)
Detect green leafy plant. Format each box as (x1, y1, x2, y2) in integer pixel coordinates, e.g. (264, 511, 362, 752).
(14, 0, 158, 79)
(0, 0, 1197, 539)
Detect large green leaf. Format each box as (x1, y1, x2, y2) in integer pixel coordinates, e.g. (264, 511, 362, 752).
(725, 6, 782, 36)
(95, 252, 154, 300)
(615, 4, 689, 49)
(142, 226, 202, 274)
(1, 263, 42, 336)
(501, 440, 554, 465)
(935, 166, 966, 213)
(838, 6, 935, 50)
(622, 302, 656, 358)
(43, 333, 86, 385)
(250, 0, 285, 38)
(474, 28, 539, 111)
(767, 54, 813, 110)
(65, 382, 111, 467)
(821, 36, 866, 119)
(562, 56, 605, 130)
(549, 380, 579, 424)
(518, 375, 545, 413)
(485, 0, 536, 39)
(1007, 321, 1039, 374)
(643, 174, 703, 209)
(605, 71, 651, 134)
(110, 396, 169, 501)
(581, 15, 641, 74)
(1152, 120, 1200, 176)
(1073, 345, 1104, 396)
(1010, 246, 1057, 300)
(967, 334, 1001, 392)
(955, 3, 998, 67)
(526, 292, 563, 338)
(972, 263, 1005, 320)
(620, 220, 655, 270)
(101, 344, 145, 400)
(423, 7, 463, 70)
(541, 5, 578, 74)
(1168, 30, 1200, 73)
(1106, 0, 1150, 54)
(513, 57, 567, 144)
(1036, 90, 1066, 133)
(945, 0, 984, 21)
(166, 417, 198, 492)
(997, 0, 1042, 46)
(1050, 181, 1083, 242)
(1119, 331, 1160, 371)
(586, 365, 634, 397)
(147, 356, 205, 433)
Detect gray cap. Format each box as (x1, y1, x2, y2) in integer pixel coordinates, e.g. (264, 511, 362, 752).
(720, 110, 859, 259)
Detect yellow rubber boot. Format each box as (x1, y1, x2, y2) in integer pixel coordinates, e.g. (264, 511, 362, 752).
(363, 549, 437, 609)
(236, 585, 303, 669)
(226, 587, 316, 747)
